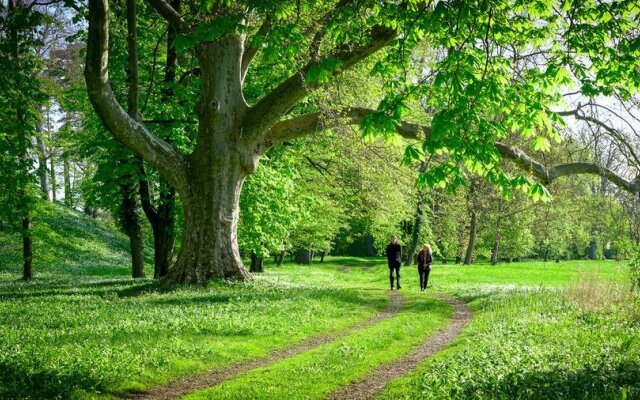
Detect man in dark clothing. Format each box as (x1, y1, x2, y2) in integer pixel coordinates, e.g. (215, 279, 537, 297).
(385, 236, 402, 290)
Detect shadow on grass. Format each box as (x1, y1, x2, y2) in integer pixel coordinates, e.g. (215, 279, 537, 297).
(0, 361, 105, 400)
(0, 277, 390, 314)
(0, 279, 173, 300)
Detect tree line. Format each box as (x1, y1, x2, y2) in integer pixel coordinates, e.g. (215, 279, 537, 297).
(1, 0, 639, 283)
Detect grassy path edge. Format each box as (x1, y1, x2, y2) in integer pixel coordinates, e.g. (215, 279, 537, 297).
(119, 290, 404, 400)
(325, 293, 471, 400)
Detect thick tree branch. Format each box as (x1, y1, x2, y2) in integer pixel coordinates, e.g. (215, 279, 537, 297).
(145, 0, 187, 33)
(244, 25, 397, 140)
(266, 108, 640, 194)
(494, 142, 639, 192)
(85, 0, 188, 194)
(264, 107, 430, 145)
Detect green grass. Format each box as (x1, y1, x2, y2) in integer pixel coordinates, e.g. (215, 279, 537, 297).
(0, 201, 147, 279)
(0, 274, 392, 399)
(377, 263, 640, 400)
(2, 207, 638, 399)
(184, 293, 451, 400)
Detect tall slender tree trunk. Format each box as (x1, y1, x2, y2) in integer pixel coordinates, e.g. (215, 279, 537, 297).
(139, 166, 176, 279)
(119, 177, 145, 278)
(22, 217, 32, 280)
(464, 182, 478, 265)
(588, 239, 597, 260)
(365, 235, 375, 257)
(8, 0, 33, 281)
(491, 197, 503, 265)
(49, 148, 57, 202)
(405, 189, 428, 266)
(63, 155, 72, 206)
(35, 120, 50, 200)
(464, 211, 477, 265)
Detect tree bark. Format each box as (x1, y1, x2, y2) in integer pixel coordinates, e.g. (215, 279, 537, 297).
(464, 210, 477, 265)
(163, 36, 254, 284)
(588, 240, 597, 260)
(277, 250, 285, 266)
(138, 161, 176, 279)
(249, 252, 264, 272)
(491, 197, 503, 265)
(365, 235, 375, 257)
(294, 249, 314, 264)
(49, 147, 57, 202)
(63, 155, 72, 206)
(35, 121, 50, 200)
(118, 175, 145, 278)
(22, 217, 32, 281)
(405, 186, 428, 267)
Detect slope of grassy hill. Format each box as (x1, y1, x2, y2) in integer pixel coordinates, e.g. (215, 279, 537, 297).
(0, 201, 138, 280)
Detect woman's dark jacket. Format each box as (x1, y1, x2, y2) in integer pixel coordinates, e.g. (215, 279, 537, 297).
(417, 250, 432, 269)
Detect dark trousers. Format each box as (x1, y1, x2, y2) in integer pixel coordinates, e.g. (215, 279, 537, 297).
(389, 264, 400, 289)
(418, 266, 431, 289)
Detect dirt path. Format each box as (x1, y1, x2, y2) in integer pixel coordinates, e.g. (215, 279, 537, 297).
(119, 290, 403, 400)
(325, 293, 471, 400)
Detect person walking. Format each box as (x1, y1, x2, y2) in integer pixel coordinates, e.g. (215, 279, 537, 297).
(417, 243, 433, 291)
(386, 235, 402, 290)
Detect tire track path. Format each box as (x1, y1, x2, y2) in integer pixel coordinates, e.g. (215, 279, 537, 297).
(120, 290, 403, 400)
(325, 293, 471, 400)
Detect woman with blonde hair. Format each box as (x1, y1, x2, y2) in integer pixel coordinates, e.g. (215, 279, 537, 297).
(417, 243, 433, 291)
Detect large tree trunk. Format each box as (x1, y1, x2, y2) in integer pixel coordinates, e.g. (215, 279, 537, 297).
(162, 36, 255, 284)
(166, 161, 251, 282)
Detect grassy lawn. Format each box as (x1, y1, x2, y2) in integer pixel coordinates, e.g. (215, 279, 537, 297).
(1, 207, 638, 400)
(377, 260, 640, 400)
(185, 293, 451, 400)
(0, 272, 393, 399)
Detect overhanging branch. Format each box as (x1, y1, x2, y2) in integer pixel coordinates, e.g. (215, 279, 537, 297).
(86, 0, 188, 194)
(264, 107, 431, 145)
(265, 108, 640, 194)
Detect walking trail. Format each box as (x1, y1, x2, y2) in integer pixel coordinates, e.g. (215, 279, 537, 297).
(120, 290, 404, 400)
(325, 293, 472, 400)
